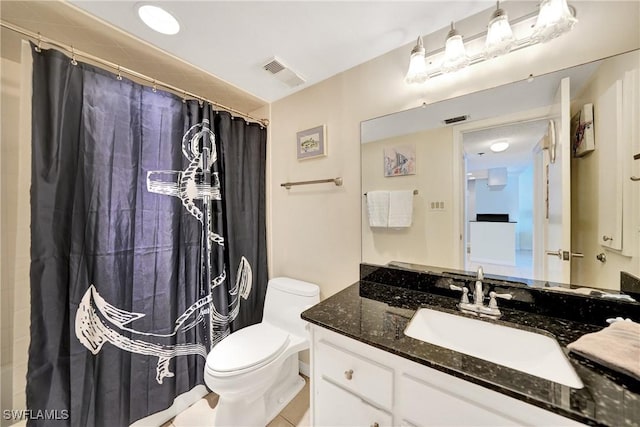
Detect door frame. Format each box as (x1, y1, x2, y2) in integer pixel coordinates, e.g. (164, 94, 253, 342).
(451, 106, 553, 273)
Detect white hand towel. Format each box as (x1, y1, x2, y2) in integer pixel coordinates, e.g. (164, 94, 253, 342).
(366, 191, 389, 227)
(388, 190, 413, 228)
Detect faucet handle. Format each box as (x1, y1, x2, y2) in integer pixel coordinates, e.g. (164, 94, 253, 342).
(489, 291, 513, 309)
(450, 284, 470, 304)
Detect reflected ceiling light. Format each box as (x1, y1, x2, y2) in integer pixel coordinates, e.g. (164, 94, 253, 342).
(138, 4, 180, 35)
(441, 22, 469, 73)
(531, 0, 577, 43)
(484, 1, 515, 58)
(490, 141, 510, 152)
(405, 36, 429, 84)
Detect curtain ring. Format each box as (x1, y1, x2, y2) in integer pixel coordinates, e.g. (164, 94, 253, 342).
(70, 46, 78, 66)
(198, 99, 203, 108)
(34, 33, 42, 53)
(152, 80, 157, 92)
(182, 92, 187, 104)
(116, 66, 123, 81)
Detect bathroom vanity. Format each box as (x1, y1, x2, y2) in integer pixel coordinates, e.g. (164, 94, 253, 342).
(302, 264, 640, 427)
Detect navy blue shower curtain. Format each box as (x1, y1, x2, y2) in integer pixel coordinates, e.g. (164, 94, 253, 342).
(27, 46, 267, 426)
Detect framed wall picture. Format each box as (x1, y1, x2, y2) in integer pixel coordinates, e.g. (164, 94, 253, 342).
(384, 145, 416, 177)
(297, 125, 326, 160)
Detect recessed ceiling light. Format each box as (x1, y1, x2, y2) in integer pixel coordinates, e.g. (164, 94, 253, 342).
(490, 141, 510, 153)
(138, 4, 180, 35)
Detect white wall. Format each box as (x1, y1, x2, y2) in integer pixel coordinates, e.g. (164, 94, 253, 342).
(1, 48, 31, 424)
(269, 2, 640, 298)
(475, 175, 520, 221)
(518, 165, 534, 251)
(361, 127, 455, 267)
(570, 50, 640, 289)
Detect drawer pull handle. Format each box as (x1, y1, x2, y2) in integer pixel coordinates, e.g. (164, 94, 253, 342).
(371, 423, 379, 427)
(344, 369, 354, 380)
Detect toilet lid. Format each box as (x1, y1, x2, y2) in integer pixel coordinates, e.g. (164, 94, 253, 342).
(206, 323, 290, 373)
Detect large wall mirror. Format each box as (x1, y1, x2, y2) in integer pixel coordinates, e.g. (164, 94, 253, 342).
(361, 49, 640, 292)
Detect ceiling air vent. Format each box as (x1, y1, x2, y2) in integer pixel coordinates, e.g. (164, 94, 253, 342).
(443, 115, 469, 125)
(262, 57, 305, 88)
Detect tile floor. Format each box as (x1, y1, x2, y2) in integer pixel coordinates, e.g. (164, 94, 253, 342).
(161, 377, 310, 427)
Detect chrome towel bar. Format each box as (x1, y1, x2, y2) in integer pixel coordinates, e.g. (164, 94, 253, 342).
(281, 177, 343, 190)
(364, 189, 419, 196)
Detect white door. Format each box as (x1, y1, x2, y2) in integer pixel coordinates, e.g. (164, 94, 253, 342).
(543, 77, 573, 283)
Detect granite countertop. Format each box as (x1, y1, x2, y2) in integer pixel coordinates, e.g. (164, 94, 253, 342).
(302, 280, 640, 427)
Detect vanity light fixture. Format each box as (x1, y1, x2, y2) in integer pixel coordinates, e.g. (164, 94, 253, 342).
(404, 1, 577, 84)
(531, 0, 577, 43)
(484, 2, 515, 58)
(405, 36, 429, 84)
(441, 22, 469, 73)
(490, 141, 510, 152)
(138, 4, 180, 35)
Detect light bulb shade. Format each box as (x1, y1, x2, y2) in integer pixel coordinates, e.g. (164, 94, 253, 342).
(531, 0, 577, 43)
(405, 37, 428, 84)
(442, 34, 469, 73)
(484, 12, 515, 58)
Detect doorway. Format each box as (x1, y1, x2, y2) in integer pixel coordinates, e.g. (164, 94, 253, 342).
(461, 120, 549, 280)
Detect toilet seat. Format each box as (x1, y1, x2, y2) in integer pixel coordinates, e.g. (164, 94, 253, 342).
(206, 323, 290, 377)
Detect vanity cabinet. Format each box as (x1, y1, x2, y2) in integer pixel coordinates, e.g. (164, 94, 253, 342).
(309, 325, 585, 427)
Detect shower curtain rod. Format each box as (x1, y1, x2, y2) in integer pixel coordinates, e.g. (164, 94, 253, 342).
(0, 20, 269, 127)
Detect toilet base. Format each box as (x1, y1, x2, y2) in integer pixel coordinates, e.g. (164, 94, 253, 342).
(211, 356, 305, 426)
(265, 374, 305, 423)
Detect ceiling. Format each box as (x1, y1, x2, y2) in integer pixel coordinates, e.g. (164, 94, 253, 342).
(464, 120, 549, 178)
(1, 0, 495, 111)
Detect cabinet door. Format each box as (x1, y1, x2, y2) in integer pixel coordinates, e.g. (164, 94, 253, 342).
(597, 79, 624, 251)
(316, 378, 392, 427)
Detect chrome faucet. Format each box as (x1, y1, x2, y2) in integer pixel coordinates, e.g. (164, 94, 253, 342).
(474, 266, 484, 306)
(449, 266, 513, 319)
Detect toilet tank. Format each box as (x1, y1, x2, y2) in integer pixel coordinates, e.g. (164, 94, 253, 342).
(263, 277, 320, 338)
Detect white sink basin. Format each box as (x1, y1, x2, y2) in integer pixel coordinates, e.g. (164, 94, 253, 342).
(404, 308, 584, 389)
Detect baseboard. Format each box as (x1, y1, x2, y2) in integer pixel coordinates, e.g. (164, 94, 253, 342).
(298, 359, 310, 377)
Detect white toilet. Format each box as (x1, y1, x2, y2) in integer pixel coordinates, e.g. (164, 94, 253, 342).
(204, 277, 320, 426)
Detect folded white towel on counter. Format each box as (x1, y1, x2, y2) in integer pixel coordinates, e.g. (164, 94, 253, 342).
(567, 320, 640, 381)
(366, 191, 389, 227)
(388, 190, 413, 228)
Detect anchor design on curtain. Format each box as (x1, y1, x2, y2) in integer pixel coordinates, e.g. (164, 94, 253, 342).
(75, 118, 252, 384)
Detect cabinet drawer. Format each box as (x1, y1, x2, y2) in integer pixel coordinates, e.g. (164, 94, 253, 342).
(398, 371, 585, 427)
(316, 377, 392, 427)
(316, 339, 393, 410)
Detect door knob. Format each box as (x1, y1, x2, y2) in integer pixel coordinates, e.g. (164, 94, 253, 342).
(596, 253, 607, 263)
(602, 235, 613, 242)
